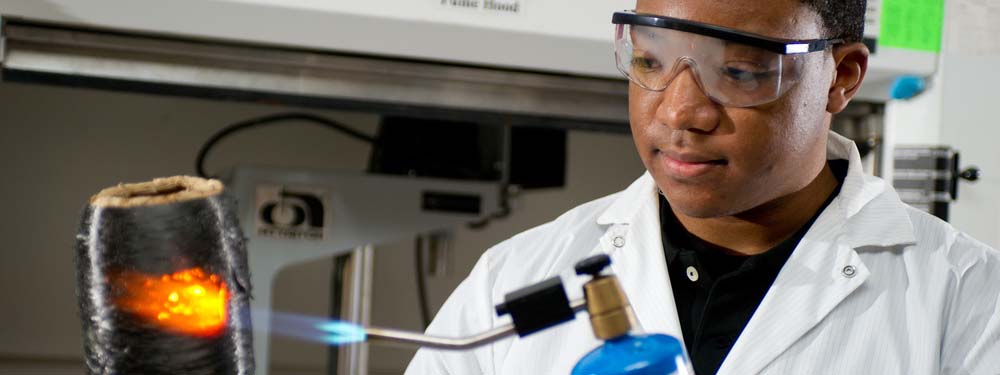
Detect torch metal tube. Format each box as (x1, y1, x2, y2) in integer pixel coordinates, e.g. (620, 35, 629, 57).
(365, 324, 517, 350)
(363, 298, 588, 350)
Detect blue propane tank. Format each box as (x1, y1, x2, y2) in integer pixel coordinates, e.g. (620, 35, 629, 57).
(571, 254, 693, 375)
(572, 333, 691, 375)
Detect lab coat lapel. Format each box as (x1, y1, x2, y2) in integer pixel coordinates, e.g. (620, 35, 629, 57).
(717, 207, 870, 375)
(718, 133, 896, 375)
(598, 174, 685, 343)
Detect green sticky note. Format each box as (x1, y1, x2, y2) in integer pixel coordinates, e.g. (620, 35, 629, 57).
(880, 0, 944, 52)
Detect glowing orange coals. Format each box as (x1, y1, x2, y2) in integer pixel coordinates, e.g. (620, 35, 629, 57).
(113, 267, 229, 337)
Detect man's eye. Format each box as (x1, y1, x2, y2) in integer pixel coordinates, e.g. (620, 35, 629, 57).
(631, 56, 662, 72)
(721, 67, 757, 82)
(720, 65, 776, 83)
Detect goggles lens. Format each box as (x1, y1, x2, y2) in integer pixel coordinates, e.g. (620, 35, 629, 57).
(614, 22, 826, 107)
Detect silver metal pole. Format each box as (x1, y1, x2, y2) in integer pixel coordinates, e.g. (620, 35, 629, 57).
(340, 245, 375, 375)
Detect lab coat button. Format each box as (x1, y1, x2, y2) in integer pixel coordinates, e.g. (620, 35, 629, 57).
(612, 236, 625, 248)
(842, 265, 857, 278)
(686, 266, 699, 282)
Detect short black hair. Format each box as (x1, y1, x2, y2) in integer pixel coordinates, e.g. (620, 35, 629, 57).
(800, 0, 867, 43)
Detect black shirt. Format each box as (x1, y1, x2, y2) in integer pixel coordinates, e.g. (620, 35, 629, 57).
(660, 160, 848, 375)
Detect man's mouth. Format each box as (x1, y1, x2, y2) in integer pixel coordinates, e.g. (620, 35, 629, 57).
(657, 150, 728, 179)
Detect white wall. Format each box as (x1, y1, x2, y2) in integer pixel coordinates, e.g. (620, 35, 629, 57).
(882, 0, 1000, 248)
(936, 0, 1000, 249)
(0, 81, 643, 374)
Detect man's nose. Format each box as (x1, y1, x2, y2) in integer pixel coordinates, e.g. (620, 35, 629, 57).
(654, 65, 721, 133)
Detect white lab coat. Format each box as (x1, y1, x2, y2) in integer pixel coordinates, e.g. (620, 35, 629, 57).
(406, 132, 1000, 375)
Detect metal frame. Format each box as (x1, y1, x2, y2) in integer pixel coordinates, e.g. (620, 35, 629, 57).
(226, 166, 505, 375)
(0, 17, 629, 132)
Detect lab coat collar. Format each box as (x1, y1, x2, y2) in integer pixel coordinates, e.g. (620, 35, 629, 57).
(595, 170, 652, 226)
(592, 131, 918, 373)
(826, 132, 917, 248)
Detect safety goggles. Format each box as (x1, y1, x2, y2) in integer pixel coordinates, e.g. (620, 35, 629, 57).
(612, 11, 842, 107)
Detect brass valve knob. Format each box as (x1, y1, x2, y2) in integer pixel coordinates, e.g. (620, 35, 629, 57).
(575, 254, 636, 340)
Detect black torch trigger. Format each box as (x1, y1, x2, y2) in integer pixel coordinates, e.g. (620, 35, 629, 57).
(494, 277, 575, 337)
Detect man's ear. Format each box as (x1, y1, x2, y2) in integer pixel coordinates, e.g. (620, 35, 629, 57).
(827, 42, 870, 114)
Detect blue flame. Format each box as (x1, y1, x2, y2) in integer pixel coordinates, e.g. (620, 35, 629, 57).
(316, 321, 367, 345)
(262, 310, 367, 346)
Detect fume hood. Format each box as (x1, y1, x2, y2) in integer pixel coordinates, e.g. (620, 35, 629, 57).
(1, 0, 937, 123)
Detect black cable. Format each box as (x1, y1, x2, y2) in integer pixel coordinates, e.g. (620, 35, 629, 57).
(414, 235, 432, 330)
(467, 183, 513, 230)
(195, 112, 378, 178)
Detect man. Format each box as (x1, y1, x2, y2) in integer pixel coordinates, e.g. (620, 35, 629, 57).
(407, 0, 1000, 374)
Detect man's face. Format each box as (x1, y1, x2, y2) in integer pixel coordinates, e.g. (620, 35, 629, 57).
(631, 0, 837, 218)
